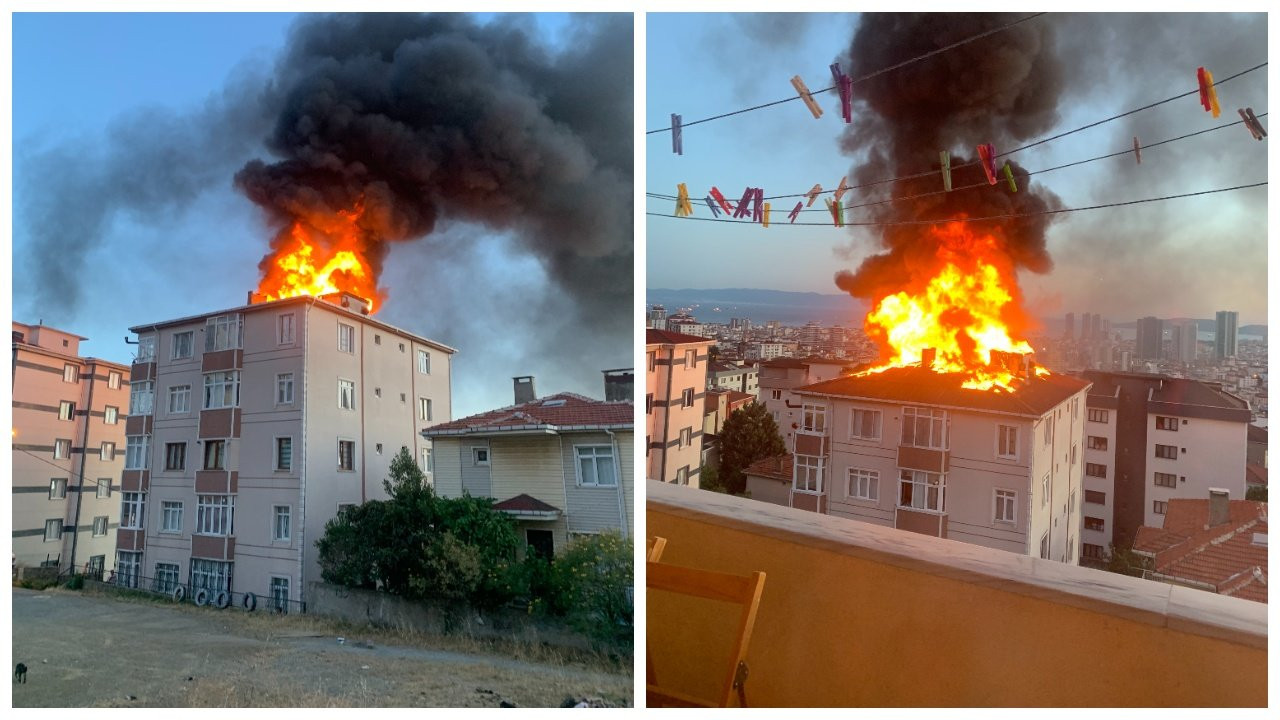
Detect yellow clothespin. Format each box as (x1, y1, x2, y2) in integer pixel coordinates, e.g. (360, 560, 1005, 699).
(790, 76, 823, 119)
(762, 202, 771, 228)
(674, 183, 693, 217)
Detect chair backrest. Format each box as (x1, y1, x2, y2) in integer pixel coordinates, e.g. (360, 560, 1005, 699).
(647, 536, 667, 562)
(646, 560, 766, 707)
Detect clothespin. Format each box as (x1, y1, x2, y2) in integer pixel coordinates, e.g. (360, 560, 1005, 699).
(830, 62, 852, 123)
(1132, 137, 1142, 165)
(834, 176, 849, 202)
(671, 114, 683, 155)
(1001, 162, 1017, 193)
(709, 186, 733, 216)
(704, 196, 722, 218)
(824, 198, 844, 227)
(787, 201, 803, 224)
(674, 184, 693, 217)
(1197, 67, 1221, 118)
(940, 151, 952, 192)
(752, 188, 764, 223)
(790, 75, 823, 119)
(1238, 108, 1267, 141)
(976, 143, 998, 185)
(762, 202, 771, 228)
(805, 184, 823, 207)
(731, 187, 755, 219)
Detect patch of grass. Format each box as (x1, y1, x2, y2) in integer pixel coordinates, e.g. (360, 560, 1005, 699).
(15, 577, 59, 591)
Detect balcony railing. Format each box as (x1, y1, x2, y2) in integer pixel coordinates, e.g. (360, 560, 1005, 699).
(647, 480, 1266, 707)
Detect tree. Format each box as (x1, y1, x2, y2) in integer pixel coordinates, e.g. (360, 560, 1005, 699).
(1104, 541, 1150, 578)
(717, 402, 786, 495)
(1246, 485, 1267, 502)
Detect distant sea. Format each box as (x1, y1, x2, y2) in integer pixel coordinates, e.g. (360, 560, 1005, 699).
(647, 288, 866, 328)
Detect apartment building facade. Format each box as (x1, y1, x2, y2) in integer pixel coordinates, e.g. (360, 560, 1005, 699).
(706, 360, 759, 397)
(645, 329, 712, 486)
(13, 322, 129, 576)
(785, 366, 1091, 563)
(115, 293, 454, 609)
(758, 358, 852, 453)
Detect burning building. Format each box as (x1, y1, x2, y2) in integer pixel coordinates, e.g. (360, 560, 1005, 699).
(115, 292, 454, 609)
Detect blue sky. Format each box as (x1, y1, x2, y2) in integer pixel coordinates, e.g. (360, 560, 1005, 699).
(646, 13, 1269, 325)
(10, 12, 628, 418)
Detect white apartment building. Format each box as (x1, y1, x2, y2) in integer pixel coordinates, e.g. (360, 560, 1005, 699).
(706, 360, 759, 397)
(758, 358, 852, 453)
(646, 329, 712, 487)
(116, 293, 454, 609)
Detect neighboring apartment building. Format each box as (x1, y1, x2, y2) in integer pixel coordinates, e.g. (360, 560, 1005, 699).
(13, 322, 129, 577)
(706, 360, 759, 397)
(1079, 371, 1250, 563)
(782, 366, 1091, 564)
(115, 293, 454, 609)
(422, 377, 633, 558)
(646, 329, 712, 487)
(758, 357, 852, 453)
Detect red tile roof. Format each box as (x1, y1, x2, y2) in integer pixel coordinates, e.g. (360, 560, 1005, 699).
(422, 392, 631, 436)
(492, 493, 561, 514)
(744, 454, 793, 483)
(1133, 499, 1268, 604)
(1245, 462, 1267, 487)
(646, 328, 711, 345)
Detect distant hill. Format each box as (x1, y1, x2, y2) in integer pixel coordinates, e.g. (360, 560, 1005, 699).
(647, 288, 866, 327)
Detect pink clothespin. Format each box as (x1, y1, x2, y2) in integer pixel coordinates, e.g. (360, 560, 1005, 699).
(830, 62, 852, 123)
(976, 143, 998, 185)
(833, 176, 849, 202)
(1238, 108, 1267, 140)
(671, 114, 683, 155)
(787, 201, 803, 224)
(1132, 137, 1142, 165)
(805, 184, 823, 207)
(752, 188, 764, 223)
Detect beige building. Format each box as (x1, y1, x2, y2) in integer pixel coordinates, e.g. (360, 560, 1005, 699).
(645, 329, 712, 486)
(12, 322, 129, 576)
(116, 293, 454, 609)
(423, 376, 633, 557)
(758, 357, 852, 453)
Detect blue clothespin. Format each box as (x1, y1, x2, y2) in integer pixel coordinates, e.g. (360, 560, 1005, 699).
(671, 113, 683, 155)
(704, 196, 722, 218)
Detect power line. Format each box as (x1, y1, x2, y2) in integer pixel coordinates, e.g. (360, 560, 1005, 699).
(646, 13, 1048, 135)
(646, 182, 1266, 227)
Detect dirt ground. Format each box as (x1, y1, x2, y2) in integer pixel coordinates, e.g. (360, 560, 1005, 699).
(11, 587, 633, 707)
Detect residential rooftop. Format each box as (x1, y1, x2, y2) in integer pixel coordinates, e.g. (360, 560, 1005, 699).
(422, 392, 632, 437)
(646, 328, 713, 345)
(1133, 499, 1268, 604)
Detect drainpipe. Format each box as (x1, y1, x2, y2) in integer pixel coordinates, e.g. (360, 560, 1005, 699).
(605, 428, 628, 539)
(297, 301, 310, 607)
(660, 347, 674, 482)
(359, 320, 367, 503)
(68, 360, 96, 575)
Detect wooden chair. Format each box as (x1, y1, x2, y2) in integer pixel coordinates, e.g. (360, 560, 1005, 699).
(646, 560, 766, 707)
(647, 536, 667, 562)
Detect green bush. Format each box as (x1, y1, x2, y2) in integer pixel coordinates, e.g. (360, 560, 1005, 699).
(65, 573, 85, 590)
(546, 531, 633, 646)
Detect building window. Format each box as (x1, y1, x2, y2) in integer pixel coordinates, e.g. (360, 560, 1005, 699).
(92, 516, 108, 537)
(96, 478, 111, 499)
(54, 438, 71, 460)
(100, 441, 116, 462)
(203, 371, 240, 410)
(63, 363, 79, 383)
(1087, 408, 1109, 423)
(338, 323, 356, 353)
(205, 314, 243, 352)
(171, 331, 193, 360)
(108, 371, 121, 389)
(646, 393, 653, 414)
(59, 400, 76, 421)
(1085, 463, 1107, 478)
(1084, 517, 1105, 531)
(1041, 473, 1050, 506)
(682, 388, 695, 408)
(898, 469, 944, 511)
(190, 558, 232, 594)
(996, 425, 1018, 459)
(849, 408, 882, 441)
(994, 489, 1017, 523)
(161, 501, 183, 533)
(1153, 472, 1177, 488)
(168, 385, 191, 415)
(679, 427, 692, 448)
(1087, 435, 1107, 451)
(795, 456, 824, 493)
(277, 373, 294, 405)
(125, 436, 150, 470)
(337, 503, 356, 515)
(136, 336, 156, 362)
(576, 445, 617, 487)
(1040, 533, 1050, 559)
(130, 381, 155, 416)
(417, 349, 431, 374)
(120, 492, 145, 530)
(1153, 500, 1168, 515)
(278, 313, 295, 345)
(1154, 444, 1178, 460)
(675, 466, 688, 485)
(421, 447, 434, 475)
(162, 442, 184, 471)
(1155, 416, 1179, 431)
(154, 563, 180, 594)
(338, 440, 356, 471)
(104, 405, 118, 425)
(1082, 544, 1105, 560)
(901, 407, 946, 449)
(275, 437, 292, 472)
(273, 506, 291, 541)
(1085, 490, 1106, 505)
(419, 397, 433, 421)
(270, 577, 291, 613)
(196, 495, 234, 536)
(848, 468, 878, 501)
(49, 477, 67, 500)
(1042, 417, 1053, 445)
(203, 440, 226, 470)
(801, 404, 826, 433)
(685, 349, 697, 367)
(338, 379, 356, 410)
(1071, 444, 1078, 465)
(771, 390, 782, 400)
(116, 551, 141, 589)
(43, 519, 62, 542)
(472, 447, 489, 466)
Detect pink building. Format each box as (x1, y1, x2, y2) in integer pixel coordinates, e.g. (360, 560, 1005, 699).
(645, 329, 711, 486)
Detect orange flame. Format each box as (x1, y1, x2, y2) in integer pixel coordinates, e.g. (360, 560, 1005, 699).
(254, 208, 382, 312)
(860, 221, 1045, 391)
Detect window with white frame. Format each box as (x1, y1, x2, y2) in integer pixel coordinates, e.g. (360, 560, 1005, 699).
(898, 469, 944, 511)
(995, 489, 1017, 523)
(124, 436, 149, 470)
(168, 384, 191, 414)
(685, 349, 697, 367)
(338, 379, 356, 410)
(136, 336, 156, 362)
(104, 405, 118, 425)
(64, 363, 80, 383)
(100, 441, 116, 462)
(1153, 472, 1177, 488)
(196, 495, 233, 536)
(273, 505, 291, 541)
(847, 468, 878, 501)
(49, 477, 67, 500)
(1085, 462, 1107, 478)
(204, 314, 243, 352)
(338, 440, 356, 471)
(161, 500, 183, 533)
(277, 373, 294, 405)
(1154, 444, 1178, 460)
(190, 558, 231, 594)
(1087, 408, 1108, 423)
(1153, 500, 1168, 515)
(419, 397, 432, 421)
(681, 388, 695, 407)
(1155, 415, 1179, 431)
(203, 440, 226, 470)
(154, 563, 180, 593)
(996, 425, 1018, 459)
(801, 403, 826, 433)
(203, 371, 240, 410)
(794, 455, 824, 493)
(171, 331, 193, 360)
(901, 407, 947, 449)
(92, 516, 108, 537)
(164, 442, 185, 471)
(849, 408, 882, 441)
(1040, 533, 1050, 559)
(130, 381, 154, 416)
(679, 427, 692, 448)
(1041, 473, 1050, 506)
(1042, 417, 1053, 445)
(44, 518, 63, 541)
(275, 437, 292, 472)
(576, 446, 617, 487)
(96, 478, 111, 499)
(338, 322, 355, 353)
(116, 551, 141, 589)
(675, 466, 688, 485)
(108, 371, 121, 389)
(417, 349, 431, 374)
(1087, 435, 1107, 451)
(472, 446, 489, 466)
(1084, 517, 1104, 531)
(647, 351, 656, 372)
(59, 400, 76, 421)
(270, 576, 290, 613)
(120, 492, 145, 529)
(278, 313, 295, 345)
(770, 390, 782, 400)
(54, 438, 71, 460)
(421, 447, 434, 476)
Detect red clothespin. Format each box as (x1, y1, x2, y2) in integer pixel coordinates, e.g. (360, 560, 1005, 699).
(1238, 108, 1267, 141)
(709, 186, 733, 215)
(1197, 67, 1221, 118)
(833, 176, 849, 202)
(787, 201, 803, 224)
(940, 151, 952, 192)
(1132, 136, 1142, 165)
(825, 198, 844, 227)
(671, 114, 683, 155)
(752, 188, 764, 223)
(790, 76, 823, 119)
(732, 187, 754, 219)
(674, 183, 693, 217)
(762, 202, 771, 228)
(830, 62, 852, 123)
(805, 184, 823, 207)
(976, 144, 998, 185)
(1001, 162, 1017, 193)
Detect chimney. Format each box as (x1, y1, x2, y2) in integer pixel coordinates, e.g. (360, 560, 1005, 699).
(921, 348, 936, 369)
(602, 368, 634, 402)
(513, 375, 537, 405)
(1208, 488, 1230, 527)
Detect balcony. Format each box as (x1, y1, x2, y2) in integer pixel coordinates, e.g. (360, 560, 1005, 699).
(647, 480, 1266, 707)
